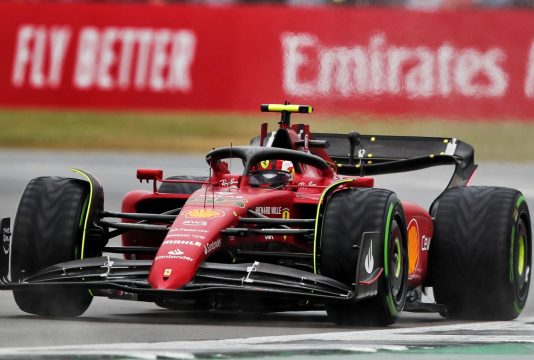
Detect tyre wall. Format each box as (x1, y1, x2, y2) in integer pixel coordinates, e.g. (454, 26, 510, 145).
(2, 3, 534, 119)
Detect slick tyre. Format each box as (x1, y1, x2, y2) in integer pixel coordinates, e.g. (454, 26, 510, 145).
(320, 188, 408, 326)
(158, 176, 205, 194)
(11, 177, 93, 317)
(430, 186, 531, 320)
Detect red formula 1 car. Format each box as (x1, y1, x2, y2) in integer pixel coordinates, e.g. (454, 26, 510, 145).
(0, 104, 531, 325)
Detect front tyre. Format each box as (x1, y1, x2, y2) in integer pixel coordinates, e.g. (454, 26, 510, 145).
(11, 177, 93, 317)
(430, 186, 531, 320)
(320, 188, 408, 326)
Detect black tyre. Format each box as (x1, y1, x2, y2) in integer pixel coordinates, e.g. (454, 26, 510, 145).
(430, 186, 531, 320)
(158, 176, 205, 194)
(320, 188, 408, 326)
(11, 177, 93, 317)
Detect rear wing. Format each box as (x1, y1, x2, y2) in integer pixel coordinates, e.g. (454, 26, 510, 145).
(312, 133, 477, 189)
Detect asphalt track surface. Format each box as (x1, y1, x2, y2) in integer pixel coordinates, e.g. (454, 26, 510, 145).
(0, 150, 533, 355)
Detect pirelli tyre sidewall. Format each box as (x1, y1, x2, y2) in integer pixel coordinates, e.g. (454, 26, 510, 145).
(320, 188, 408, 326)
(430, 186, 532, 320)
(11, 177, 93, 317)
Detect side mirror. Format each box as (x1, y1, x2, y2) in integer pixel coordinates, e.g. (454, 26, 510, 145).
(136, 169, 163, 182)
(137, 169, 163, 193)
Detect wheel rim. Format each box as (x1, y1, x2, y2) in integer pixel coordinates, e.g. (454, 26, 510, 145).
(394, 238, 402, 278)
(518, 236, 525, 276)
(389, 219, 406, 303)
(514, 218, 530, 301)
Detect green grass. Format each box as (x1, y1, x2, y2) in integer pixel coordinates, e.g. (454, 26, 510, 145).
(0, 109, 533, 161)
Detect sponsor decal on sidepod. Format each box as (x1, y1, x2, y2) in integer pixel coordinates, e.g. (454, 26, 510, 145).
(204, 238, 222, 255)
(183, 209, 225, 219)
(182, 220, 208, 227)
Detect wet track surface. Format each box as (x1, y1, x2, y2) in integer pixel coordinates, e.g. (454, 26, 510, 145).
(0, 150, 533, 355)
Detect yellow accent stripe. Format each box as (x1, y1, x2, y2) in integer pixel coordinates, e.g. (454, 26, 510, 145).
(70, 169, 93, 260)
(261, 104, 313, 113)
(313, 179, 353, 274)
(518, 235, 526, 276)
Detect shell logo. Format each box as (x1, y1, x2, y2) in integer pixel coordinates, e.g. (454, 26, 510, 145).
(407, 219, 420, 276)
(184, 209, 225, 219)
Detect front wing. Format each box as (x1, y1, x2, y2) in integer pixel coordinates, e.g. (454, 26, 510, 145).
(0, 257, 355, 303)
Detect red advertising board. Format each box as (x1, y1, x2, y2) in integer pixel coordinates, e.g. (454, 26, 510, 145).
(1, 2, 534, 118)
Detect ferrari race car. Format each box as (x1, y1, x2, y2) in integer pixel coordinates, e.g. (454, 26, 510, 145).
(0, 104, 531, 326)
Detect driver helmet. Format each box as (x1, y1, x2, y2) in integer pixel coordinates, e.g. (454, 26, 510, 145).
(249, 160, 294, 188)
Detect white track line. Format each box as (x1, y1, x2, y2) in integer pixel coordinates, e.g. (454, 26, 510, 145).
(1, 317, 533, 356)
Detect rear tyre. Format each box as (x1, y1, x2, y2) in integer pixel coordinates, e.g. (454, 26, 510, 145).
(12, 177, 94, 317)
(158, 176, 205, 194)
(320, 188, 408, 326)
(430, 186, 531, 320)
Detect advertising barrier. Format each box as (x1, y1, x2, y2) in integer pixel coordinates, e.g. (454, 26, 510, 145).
(1, 3, 534, 118)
